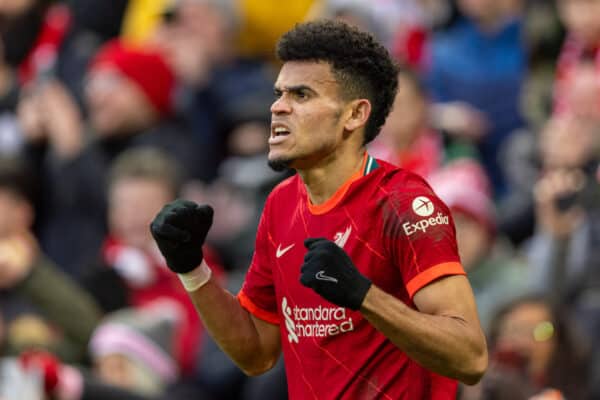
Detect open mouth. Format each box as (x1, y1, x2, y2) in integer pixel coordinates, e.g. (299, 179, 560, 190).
(272, 126, 291, 137)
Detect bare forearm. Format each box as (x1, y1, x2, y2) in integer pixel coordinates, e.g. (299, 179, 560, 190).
(361, 285, 487, 384)
(187, 278, 280, 375)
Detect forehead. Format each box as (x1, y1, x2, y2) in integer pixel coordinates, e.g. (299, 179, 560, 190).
(275, 61, 340, 90)
(503, 302, 552, 324)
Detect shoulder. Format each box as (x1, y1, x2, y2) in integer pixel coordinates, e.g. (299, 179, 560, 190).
(431, 21, 469, 47)
(374, 163, 452, 227)
(269, 172, 300, 195)
(264, 173, 302, 208)
(375, 161, 437, 199)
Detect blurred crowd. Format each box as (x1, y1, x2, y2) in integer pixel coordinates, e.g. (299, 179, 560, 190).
(0, 0, 599, 399)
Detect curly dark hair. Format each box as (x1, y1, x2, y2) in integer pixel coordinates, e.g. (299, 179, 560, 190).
(276, 19, 398, 144)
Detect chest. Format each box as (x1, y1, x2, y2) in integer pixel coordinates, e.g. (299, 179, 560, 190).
(268, 201, 402, 305)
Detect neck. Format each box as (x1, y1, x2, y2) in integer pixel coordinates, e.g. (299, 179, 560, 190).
(299, 148, 366, 205)
(474, 7, 519, 34)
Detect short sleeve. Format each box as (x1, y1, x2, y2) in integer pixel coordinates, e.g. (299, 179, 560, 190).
(382, 176, 465, 299)
(238, 199, 279, 325)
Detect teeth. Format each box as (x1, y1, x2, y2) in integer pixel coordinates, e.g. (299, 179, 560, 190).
(274, 127, 289, 134)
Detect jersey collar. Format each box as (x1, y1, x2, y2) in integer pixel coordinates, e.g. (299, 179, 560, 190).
(307, 152, 379, 215)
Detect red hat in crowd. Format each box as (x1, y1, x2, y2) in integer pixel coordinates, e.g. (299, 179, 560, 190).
(90, 40, 175, 116)
(427, 159, 496, 235)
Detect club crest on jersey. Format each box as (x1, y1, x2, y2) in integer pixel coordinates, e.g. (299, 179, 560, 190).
(333, 226, 352, 248)
(412, 196, 434, 217)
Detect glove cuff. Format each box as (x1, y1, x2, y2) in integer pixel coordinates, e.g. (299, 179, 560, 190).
(350, 278, 372, 311)
(178, 259, 212, 291)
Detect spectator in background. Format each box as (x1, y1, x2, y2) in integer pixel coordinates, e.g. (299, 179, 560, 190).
(428, 159, 529, 329)
(460, 295, 591, 400)
(0, 0, 70, 87)
(520, 0, 564, 130)
(498, 60, 600, 247)
(17, 306, 212, 400)
(0, 0, 129, 154)
(526, 114, 600, 397)
(368, 66, 444, 180)
(0, 156, 101, 364)
(310, 0, 455, 62)
(527, 116, 599, 308)
(152, 0, 276, 182)
(88, 305, 181, 398)
(388, 0, 456, 70)
(17, 39, 202, 277)
(560, 60, 600, 121)
(0, 0, 69, 156)
(82, 147, 224, 376)
(426, 0, 527, 197)
(57, 0, 130, 106)
(554, 0, 600, 116)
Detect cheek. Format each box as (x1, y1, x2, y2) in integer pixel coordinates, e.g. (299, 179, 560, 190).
(110, 204, 154, 236)
(303, 112, 342, 143)
(108, 208, 132, 239)
(89, 98, 126, 133)
(96, 355, 133, 389)
(0, 200, 18, 237)
(528, 339, 556, 372)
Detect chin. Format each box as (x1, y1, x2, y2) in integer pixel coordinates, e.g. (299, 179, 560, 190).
(267, 156, 294, 172)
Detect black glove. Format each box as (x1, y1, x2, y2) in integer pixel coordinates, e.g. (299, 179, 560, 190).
(150, 199, 213, 273)
(300, 238, 372, 310)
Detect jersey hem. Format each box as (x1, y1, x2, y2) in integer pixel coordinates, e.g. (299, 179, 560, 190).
(237, 290, 280, 325)
(406, 262, 465, 298)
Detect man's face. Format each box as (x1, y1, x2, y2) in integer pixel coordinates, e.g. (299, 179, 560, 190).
(95, 353, 136, 390)
(559, 0, 600, 45)
(0, 0, 34, 18)
(108, 178, 173, 250)
(457, 0, 498, 22)
(540, 116, 595, 169)
(268, 61, 349, 171)
(0, 189, 30, 237)
(495, 302, 556, 378)
(85, 68, 157, 137)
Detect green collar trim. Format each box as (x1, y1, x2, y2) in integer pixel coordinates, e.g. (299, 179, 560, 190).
(363, 154, 379, 175)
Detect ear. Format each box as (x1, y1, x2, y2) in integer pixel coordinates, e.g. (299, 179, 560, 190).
(343, 99, 371, 133)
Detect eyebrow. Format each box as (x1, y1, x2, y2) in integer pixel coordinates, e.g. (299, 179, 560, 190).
(274, 84, 317, 95)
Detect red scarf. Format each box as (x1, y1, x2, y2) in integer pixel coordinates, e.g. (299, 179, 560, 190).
(102, 236, 225, 375)
(553, 35, 600, 115)
(18, 4, 71, 85)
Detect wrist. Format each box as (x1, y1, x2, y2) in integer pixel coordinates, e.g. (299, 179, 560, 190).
(177, 259, 212, 292)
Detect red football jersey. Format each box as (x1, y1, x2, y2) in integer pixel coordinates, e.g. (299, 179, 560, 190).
(238, 154, 465, 399)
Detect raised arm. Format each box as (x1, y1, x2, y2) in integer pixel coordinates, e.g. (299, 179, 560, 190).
(185, 276, 281, 375)
(150, 199, 281, 376)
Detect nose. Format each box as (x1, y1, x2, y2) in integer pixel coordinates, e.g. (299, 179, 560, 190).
(270, 94, 292, 114)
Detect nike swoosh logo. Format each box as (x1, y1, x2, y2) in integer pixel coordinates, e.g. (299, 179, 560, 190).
(315, 270, 338, 283)
(276, 243, 295, 258)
